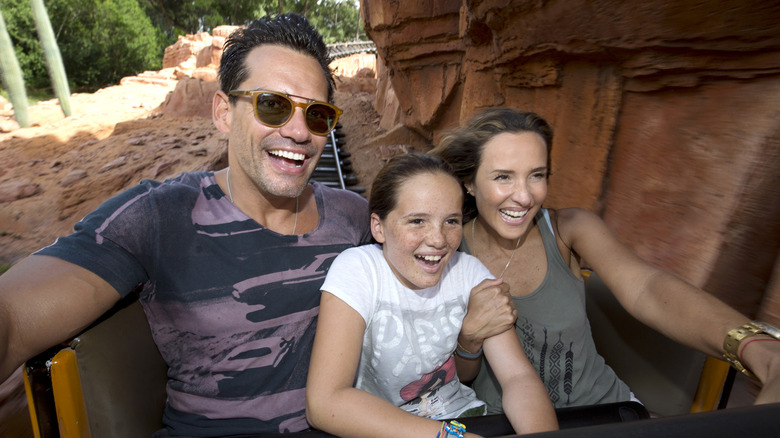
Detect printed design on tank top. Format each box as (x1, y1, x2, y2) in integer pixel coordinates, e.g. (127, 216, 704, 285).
(548, 333, 564, 404)
(516, 317, 576, 406)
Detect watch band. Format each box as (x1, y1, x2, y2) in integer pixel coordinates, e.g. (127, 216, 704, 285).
(723, 321, 780, 380)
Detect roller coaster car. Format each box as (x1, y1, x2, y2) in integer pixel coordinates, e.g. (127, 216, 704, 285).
(23, 273, 735, 437)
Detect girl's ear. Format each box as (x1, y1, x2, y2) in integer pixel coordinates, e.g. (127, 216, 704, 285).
(370, 213, 386, 243)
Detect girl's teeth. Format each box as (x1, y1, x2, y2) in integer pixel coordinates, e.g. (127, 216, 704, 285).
(420, 255, 442, 262)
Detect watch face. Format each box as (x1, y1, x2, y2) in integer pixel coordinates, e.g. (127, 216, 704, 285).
(754, 321, 780, 339)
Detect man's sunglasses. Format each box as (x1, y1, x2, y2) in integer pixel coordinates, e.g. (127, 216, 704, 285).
(228, 90, 343, 136)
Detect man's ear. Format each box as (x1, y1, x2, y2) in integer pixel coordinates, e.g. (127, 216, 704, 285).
(370, 213, 385, 243)
(213, 90, 231, 134)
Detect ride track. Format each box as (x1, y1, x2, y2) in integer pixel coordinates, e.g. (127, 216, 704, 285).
(309, 41, 377, 196)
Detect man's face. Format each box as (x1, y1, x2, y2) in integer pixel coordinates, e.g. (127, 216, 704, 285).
(226, 45, 330, 199)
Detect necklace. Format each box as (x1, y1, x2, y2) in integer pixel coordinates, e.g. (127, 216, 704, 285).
(225, 167, 298, 234)
(471, 217, 521, 279)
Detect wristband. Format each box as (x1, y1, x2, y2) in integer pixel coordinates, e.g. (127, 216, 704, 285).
(455, 341, 483, 360)
(723, 321, 780, 380)
(444, 420, 466, 438)
(435, 421, 445, 438)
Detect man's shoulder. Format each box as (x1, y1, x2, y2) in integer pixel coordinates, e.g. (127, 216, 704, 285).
(116, 171, 211, 198)
(91, 171, 213, 218)
(314, 181, 367, 206)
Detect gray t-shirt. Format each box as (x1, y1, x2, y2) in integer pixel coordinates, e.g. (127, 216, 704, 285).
(37, 172, 372, 436)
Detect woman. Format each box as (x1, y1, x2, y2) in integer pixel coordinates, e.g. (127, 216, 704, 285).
(430, 108, 780, 411)
(305, 153, 558, 437)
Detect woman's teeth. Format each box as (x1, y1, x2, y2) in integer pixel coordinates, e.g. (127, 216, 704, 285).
(500, 209, 528, 220)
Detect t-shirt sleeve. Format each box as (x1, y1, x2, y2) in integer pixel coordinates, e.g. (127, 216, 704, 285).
(320, 247, 376, 324)
(34, 183, 155, 297)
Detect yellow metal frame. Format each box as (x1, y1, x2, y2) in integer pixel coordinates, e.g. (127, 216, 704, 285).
(23, 367, 43, 438)
(50, 348, 91, 438)
(689, 356, 733, 413)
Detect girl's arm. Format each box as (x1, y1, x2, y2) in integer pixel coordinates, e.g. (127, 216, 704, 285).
(556, 207, 780, 403)
(483, 329, 558, 434)
(456, 278, 517, 383)
(306, 292, 483, 438)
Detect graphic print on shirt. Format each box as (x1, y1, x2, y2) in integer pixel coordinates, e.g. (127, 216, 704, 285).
(399, 356, 458, 417)
(41, 173, 371, 434)
(516, 318, 575, 405)
(360, 297, 466, 418)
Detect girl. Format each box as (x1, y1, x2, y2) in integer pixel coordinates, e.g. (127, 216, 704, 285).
(305, 153, 558, 437)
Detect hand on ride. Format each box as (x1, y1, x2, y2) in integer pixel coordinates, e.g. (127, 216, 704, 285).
(741, 335, 780, 404)
(459, 278, 517, 353)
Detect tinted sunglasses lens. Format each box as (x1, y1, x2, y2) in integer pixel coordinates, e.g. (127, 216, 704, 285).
(255, 93, 292, 126)
(305, 104, 338, 134)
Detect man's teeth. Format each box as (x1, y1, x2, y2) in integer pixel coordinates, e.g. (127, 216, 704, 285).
(500, 209, 528, 219)
(419, 255, 442, 262)
(269, 150, 306, 162)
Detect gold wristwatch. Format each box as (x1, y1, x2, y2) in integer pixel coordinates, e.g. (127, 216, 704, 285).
(723, 321, 780, 380)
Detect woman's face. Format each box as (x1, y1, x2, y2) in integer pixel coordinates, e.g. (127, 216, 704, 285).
(467, 131, 549, 242)
(371, 171, 464, 290)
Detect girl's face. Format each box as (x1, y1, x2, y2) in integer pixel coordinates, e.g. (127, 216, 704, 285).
(466, 131, 549, 243)
(371, 171, 464, 290)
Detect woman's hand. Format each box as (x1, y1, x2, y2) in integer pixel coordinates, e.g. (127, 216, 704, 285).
(460, 278, 517, 351)
(740, 334, 780, 404)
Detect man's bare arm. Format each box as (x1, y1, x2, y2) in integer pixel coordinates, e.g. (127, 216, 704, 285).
(0, 255, 120, 380)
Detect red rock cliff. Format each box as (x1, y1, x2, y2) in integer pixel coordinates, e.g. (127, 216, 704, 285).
(361, 0, 780, 320)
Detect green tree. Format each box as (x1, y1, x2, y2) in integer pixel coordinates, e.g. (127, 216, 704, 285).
(0, 0, 165, 90)
(0, 0, 365, 95)
(30, 0, 71, 116)
(306, 0, 365, 43)
(0, 6, 29, 126)
(0, 0, 48, 89)
(140, 0, 366, 42)
(48, 0, 164, 88)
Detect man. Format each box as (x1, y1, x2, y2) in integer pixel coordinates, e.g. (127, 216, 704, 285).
(0, 13, 371, 436)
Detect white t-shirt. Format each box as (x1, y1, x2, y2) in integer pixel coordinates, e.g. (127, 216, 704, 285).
(321, 244, 493, 419)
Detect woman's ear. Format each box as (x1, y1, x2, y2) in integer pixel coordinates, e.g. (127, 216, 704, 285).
(370, 213, 385, 243)
(464, 182, 474, 196)
(213, 90, 232, 134)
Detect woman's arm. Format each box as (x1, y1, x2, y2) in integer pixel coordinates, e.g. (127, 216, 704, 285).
(483, 329, 558, 434)
(557, 207, 780, 403)
(306, 292, 481, 438)
(455, 278, 516, 383)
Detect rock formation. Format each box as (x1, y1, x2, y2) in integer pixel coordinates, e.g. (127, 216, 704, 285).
(361, 0, 780, 320)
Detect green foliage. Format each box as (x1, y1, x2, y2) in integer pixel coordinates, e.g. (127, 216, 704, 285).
(0, 6, 29, 126)
(0, 0, 365, 92)
(30, 0, 71, 116)
(1, 0, 165, 89)
(139, 0, 366, 43)
(0, 0, 48, 89)
(297, 0, 366, 43)
(46, 0, 165, 88)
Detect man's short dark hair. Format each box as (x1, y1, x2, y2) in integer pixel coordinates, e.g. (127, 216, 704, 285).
(219, 13, 335, 103)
